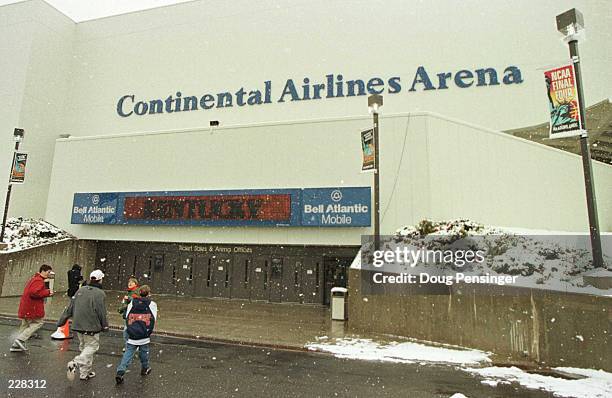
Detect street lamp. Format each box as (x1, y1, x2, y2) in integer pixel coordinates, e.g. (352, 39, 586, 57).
(556, 9, 604, 268)
(368, 94, 383, 250)
(0, 128, 25, 245)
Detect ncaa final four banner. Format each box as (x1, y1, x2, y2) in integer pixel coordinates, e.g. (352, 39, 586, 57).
(9, 151, 28, 184)
(361, 128, 375, 172)
(544, 64, 584, 139)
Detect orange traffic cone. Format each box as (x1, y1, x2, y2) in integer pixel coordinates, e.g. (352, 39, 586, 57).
(50, 320, 73, 340)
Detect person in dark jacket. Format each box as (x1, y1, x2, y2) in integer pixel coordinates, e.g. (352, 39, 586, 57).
(115, 285, 157, 385)
(67, 264, 83, 297)
(10, 264, 54, 352)
(57, 269, 108, 381)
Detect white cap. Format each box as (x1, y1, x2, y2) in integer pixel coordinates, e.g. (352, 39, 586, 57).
(90, 269, 105, 280)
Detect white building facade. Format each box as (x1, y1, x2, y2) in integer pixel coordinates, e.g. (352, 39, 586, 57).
(1, 0, 611, 303)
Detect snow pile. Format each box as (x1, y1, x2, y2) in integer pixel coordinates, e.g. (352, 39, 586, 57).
(358, 219, 612, 295)
(0, 217, 73, 252)
(466, 366, 612, 398)
(306, 337, 491, 366)
(308, 336, 612, 398)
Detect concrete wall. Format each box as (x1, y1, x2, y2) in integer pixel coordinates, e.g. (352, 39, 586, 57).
(0, 239, 97, 297)
(45, 112, 612, 246)
(0, 0, 75, 219)
(348, 269, 612, 371)
(420, 115, 612, 232)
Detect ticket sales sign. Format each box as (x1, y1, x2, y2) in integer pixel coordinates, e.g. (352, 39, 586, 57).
(72, 187, 371, 227)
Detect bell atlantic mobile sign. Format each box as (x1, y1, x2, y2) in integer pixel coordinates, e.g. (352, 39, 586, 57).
(116, 66, 523, 117)
(71, 187, 371, 227)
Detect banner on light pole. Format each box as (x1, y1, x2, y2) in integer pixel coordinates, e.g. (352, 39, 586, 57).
(9, 151, 28, 184)
(361, 128, 375, 172)
(544, 64, 584, 139)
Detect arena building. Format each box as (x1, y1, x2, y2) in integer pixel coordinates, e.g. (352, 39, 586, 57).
(1, 0, 611, 304)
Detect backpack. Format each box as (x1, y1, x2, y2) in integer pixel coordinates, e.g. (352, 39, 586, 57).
(126, 298, 155, 340)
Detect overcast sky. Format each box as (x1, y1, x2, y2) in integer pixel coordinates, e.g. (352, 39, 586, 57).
(0, 0, 195, 21)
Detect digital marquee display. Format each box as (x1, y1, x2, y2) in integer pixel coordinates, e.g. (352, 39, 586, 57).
(123, 194, 292, 222)
(71, 187, 371, 227)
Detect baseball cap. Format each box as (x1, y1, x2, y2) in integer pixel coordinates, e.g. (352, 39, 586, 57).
(90, 269, 105, 280)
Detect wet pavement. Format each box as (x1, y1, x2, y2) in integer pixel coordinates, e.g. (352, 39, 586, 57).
(0, 292, 335, 348)
(0, 320, 554, 398)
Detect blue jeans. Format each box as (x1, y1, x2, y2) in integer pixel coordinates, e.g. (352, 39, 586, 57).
(117, 343, 149, 374)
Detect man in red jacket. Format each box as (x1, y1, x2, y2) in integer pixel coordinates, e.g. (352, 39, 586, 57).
(10, 264, 54, 352)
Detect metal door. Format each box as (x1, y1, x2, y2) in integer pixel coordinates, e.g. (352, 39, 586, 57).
(150, 253, 165, 293)
(249, 258, 269, 301)
(162, 253, 179, 295)
(323, 257, 350, 305)
(176, 254, 195, 296)
(301, 257, 322, 304)
(231, 255, 251, 299)
(211, 255, 232, 298)
(193, 255, 214, 297)
(139, 256, 154, 289)
(115, 253, 131, 291)
(281, 257, 301, 303)
(268, 257, 283, 303)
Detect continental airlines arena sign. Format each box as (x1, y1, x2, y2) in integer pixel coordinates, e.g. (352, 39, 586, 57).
(71, 187, 371, 227)
(116, 66, 523, 117)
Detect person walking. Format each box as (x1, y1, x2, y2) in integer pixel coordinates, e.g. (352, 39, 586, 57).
(67, 264, 83, 297)
(57, 269, 108, 381)
(115, 285, 157, 385)
(9, 264, 54, 352)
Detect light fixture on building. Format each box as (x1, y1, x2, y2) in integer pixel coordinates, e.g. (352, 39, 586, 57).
(368, 94, 383, 114)
(14, 128, 24, 142)
(556, 8, 584, 38)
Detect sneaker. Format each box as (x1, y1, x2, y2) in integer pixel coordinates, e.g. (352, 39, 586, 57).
(66, 361, 76, 381)
(14, 339, 27, 351)
(141, 367, 152, 376)
(80, 372, 95, 381)
(115, 373, 124, 384)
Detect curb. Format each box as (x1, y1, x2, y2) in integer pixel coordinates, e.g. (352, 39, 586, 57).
(0, 314, 320, 355)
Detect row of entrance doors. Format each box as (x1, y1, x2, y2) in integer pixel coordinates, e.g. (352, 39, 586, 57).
(100, 247, 353, 305)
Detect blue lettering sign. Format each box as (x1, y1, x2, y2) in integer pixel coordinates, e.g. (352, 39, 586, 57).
(72, 187, 371, 227)
(301, 187, 371, 227)
(116, 66, 524, 117)
(71, 193, 119, 224)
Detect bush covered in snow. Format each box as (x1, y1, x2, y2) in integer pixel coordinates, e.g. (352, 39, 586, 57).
(363, 219, 612, 294)
(0, 217, 73, 252)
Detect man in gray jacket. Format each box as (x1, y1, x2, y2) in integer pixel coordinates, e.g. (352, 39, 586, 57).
(57, 269, 108, 381)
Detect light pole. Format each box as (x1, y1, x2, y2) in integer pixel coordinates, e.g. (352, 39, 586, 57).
(0, 128, 25, 244)
(556, 8, 604, 268)
(368, 94, 383, 250)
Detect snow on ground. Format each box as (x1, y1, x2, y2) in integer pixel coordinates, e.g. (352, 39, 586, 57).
(0, 217, 73, 252)
(354, 219, 612, 296)
(465, 366, 612, 398)
(306, 337, 491, 366)
(307, 337, 612, 398)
